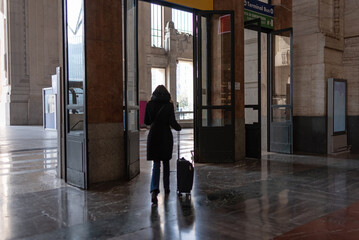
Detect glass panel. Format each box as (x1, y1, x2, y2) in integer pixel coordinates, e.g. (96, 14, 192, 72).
(244, 28, 258, 105)
(45, 90, 56, 114)
(272, 107, 291, 122)
(151, 4, 162, 48)
(178, 112, 194, 120)
(172, 9, 193, 34)
(202, 109, 231, 127)
(66, 0, 85, 134)
(126, 0, 138, 131)
(201, 16, 208, 106)
(245, 108, 258, 124)
(128, 110, 137, 131)
(202, 14, 232, 107)
(272, 33, 290, 105)
(151, 68, 165, 93)
(333, 80, 346, 133)
(176, 60, 193, 116)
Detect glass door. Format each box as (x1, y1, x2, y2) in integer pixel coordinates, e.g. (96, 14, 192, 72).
(269, 28, 293, 154)
(64, 0, 87, 189)
(124, 0, 139, 180)
(244, 19, 261, 159)
(194, 11, 235, 163)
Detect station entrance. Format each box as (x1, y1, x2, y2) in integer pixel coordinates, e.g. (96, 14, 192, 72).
(62, 0, 293, 188)
(244, 19, 293, 159)
(123, 0, 236, 180)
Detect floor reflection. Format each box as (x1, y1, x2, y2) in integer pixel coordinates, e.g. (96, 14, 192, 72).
(176, 196, 196, 239)
(2, 128, 359, 239)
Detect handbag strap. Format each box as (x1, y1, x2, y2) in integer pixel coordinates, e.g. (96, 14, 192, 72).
(154, 105, 166, 122)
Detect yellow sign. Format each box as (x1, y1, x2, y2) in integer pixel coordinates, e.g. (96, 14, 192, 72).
(164, 0, 213, 10)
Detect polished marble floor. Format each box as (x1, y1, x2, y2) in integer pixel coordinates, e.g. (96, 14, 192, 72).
(1, 126, 359, 239)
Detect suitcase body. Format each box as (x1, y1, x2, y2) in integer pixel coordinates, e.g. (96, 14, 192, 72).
(177, 157, 194, 195)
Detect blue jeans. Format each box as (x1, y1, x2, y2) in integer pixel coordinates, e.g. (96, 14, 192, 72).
(150, 160, 170, 193)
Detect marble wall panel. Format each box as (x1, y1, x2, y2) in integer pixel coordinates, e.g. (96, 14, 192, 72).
(88, 123, 125, 183)
(85, 0, 123, 124)
(86, 39, 123, 124)
(85, 0, 121, 43)
(85, 0, 124, 184)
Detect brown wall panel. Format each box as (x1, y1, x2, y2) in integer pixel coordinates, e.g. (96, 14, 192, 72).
(85, 0, 123, 124)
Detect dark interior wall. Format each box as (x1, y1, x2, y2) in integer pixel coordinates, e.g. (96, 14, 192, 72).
(293, 116, 327, 154)
(348, 116, 359, 153)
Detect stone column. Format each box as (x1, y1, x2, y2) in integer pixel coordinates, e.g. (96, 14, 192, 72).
(344, 0, 359, 153)
(292, 0, 344, 154)
(8, 0, 30, 125)
(28, 0, 60, 125)
(85, 0, 125, 183)
(0, 0, 9, 126)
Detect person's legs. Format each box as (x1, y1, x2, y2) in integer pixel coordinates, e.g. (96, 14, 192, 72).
(150, 160, 161, 193)
(163, 160, 170, 193)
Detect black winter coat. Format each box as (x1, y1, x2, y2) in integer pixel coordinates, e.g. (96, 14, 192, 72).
(144, 99, 181, 161)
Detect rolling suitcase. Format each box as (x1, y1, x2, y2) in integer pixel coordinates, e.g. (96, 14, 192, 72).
(176, 132, 194, 198)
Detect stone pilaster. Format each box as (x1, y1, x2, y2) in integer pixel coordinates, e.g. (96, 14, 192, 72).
(7, 0, 60, 125)
(343, 0, 359, 153)
(8, 0, 30, 125)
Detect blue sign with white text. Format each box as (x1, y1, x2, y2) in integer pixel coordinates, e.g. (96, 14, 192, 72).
(244, 0, 274, 17)
(244, 0, 274, 29)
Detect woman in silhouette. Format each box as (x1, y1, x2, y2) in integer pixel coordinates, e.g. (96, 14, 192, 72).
(144, 85, 181, 205)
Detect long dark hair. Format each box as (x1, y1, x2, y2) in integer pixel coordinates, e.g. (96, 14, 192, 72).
(151, 85, 171, 102)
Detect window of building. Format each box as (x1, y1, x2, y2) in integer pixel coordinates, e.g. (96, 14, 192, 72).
(151, 68, 166, 93)
(176, 60, 193, 119)
(172, 9, 193, 34)
(151, 4, 162, 48)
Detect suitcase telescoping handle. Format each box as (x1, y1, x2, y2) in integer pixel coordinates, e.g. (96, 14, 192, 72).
(178, 131, 194, 163)
(178, 131, 180, 159)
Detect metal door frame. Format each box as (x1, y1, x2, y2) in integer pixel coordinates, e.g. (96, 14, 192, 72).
(63, 0, 88, 189)
(244, 18, 262, 159)
(193, 10, 235, 163)
(124, 0, 140, 180)
(269, 28, 293, 154)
